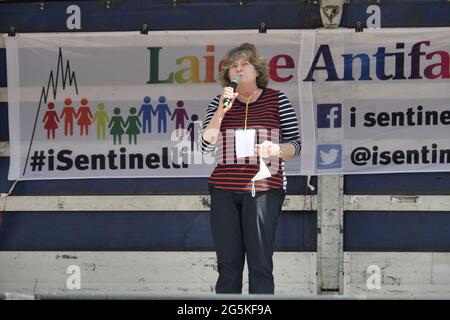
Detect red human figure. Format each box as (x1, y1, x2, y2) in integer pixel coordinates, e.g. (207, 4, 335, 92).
(76, 97, 93, 136)
(43, 102, 59, 139)
(60, 97, 77, 136)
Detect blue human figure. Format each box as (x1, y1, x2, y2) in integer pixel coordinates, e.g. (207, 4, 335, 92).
(155, 96, 172, 133)
(138, 96, 156, 134)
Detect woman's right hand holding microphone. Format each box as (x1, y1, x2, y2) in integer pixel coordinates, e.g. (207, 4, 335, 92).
(218, 86, 239, 115)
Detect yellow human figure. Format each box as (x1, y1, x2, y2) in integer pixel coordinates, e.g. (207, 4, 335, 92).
(93, 103, 110, 140)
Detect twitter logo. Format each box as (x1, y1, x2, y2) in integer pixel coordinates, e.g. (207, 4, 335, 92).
(317, 144, 342, 169)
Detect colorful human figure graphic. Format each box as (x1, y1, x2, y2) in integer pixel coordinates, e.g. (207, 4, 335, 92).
(76, 98, 93, 136)
(60, 97, 77, 136)
(93, 103, 110, 140)
(155, 96, 172, 133)
(43, 102, 59, 140)
(138, 96, 155, 134)
(108, 107, 126, 145)
(171, 100, 189, 136)
(186, 114, 202, 151)
(125, 107, 142, 145)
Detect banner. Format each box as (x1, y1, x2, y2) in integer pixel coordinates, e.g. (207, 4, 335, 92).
(5, 29, 450, 180)
(5, 31, 302, 180)
(299, 28, 450, 175)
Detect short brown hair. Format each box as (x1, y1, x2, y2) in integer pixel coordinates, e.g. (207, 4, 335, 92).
(219, 43, 269, 89)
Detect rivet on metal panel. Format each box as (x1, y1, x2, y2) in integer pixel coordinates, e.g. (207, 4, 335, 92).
(259, 22, 267, 33)
(173, 0, 177, 7)
(85, 263, 96, 271)
(384, 275, 401, 286)
(201, 196, 211, 209)
(390, 196, 419, 204)
(141, 24, 149, 35)
(40, 2, 45, 11)
(8, 26, 15, 37)
(106, 0, 111, 9)
(347, 195, 359, 206)
(356, 20, 364, 32)
(60, 254, 78, 259)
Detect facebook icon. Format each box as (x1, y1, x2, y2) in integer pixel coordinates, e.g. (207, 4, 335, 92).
(317, 103, 342, 128)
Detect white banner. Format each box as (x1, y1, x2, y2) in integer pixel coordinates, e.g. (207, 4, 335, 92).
(5, 29, 450, 180)
(299, 28, 450, 175)
(5, 31, 302, 180)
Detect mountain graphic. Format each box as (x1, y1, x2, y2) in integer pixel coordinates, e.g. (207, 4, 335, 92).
(23, 47, 79, 176)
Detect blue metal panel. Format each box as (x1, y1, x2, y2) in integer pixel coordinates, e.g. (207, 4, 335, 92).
(344, 211, 450, 252)
(0, 49, 6, 86)
(0, 157, 316, 194)
(341, 2, 450, 28)
(0, 158, 13, 192)
(0, 103, 8, 140)
(0, 211, 317, 251)
(345, 173, 450, 195)
(0, 1, 321, 32)
(0, 1, 449, 33)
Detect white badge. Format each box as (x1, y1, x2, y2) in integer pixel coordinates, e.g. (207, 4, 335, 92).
(251, 144, 272, 197)
(235, 129, 255, 158)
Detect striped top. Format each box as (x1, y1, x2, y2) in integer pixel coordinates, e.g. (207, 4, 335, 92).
(201, 88, 301, 192)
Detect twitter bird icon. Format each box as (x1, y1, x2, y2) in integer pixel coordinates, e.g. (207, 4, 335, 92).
(317, 144, 342, 169)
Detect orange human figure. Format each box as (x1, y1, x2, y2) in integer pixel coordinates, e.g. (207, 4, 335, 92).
(76, 97, 93, 136)
(43, 102, 59, 139)
(60, 97, 77, 136)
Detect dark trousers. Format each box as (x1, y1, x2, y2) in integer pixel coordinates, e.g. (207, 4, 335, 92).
(209, 185, 285, 294)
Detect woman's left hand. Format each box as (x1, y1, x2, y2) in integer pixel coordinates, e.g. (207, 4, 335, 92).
(254, 140, 281, 158)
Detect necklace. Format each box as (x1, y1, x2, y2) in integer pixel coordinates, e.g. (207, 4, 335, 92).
(239, 88, 260, 103)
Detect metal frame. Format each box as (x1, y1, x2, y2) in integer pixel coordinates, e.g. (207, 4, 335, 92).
(1, 25, 450, 296)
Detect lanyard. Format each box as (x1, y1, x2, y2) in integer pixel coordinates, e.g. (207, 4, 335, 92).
(243, 89, 259, 130)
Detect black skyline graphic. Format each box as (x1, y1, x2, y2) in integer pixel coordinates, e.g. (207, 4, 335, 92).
(23, 47, 79, 176)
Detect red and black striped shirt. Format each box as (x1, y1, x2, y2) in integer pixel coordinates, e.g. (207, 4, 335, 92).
(201, 88, 301, 192)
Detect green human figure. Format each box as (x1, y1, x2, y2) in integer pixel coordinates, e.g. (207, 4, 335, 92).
(108, 107, 126, 145)
(93, 103, 110, 140)
(125, 107, 142, 145)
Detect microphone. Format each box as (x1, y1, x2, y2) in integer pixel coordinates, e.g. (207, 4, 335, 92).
(223, 75, 240, 109)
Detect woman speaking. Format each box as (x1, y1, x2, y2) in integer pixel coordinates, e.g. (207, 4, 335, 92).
(201, 43, 301, 294)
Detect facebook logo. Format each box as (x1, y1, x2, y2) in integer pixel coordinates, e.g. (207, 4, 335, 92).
(317, 144, 342, 169)
(317, 104, 342, 128)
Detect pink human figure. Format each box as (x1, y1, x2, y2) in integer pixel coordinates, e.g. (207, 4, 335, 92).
(76, 97, 93, 136)
(43, 102, 59, 140)
(171, 100, 189, 136)
(60, 97, 77, 136)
